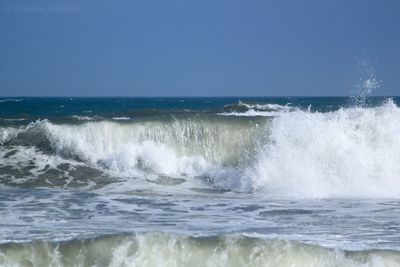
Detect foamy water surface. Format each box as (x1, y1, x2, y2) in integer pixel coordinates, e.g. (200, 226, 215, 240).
(1, 97, 400, 266)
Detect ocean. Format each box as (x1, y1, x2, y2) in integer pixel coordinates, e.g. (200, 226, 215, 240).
(1, 96, 400, 266)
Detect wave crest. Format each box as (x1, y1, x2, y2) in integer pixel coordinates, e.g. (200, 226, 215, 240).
(0, 233, 398, 267)
(220, 100, 292, 116)
(2, 100, 400, 198)
(250, 99, 400, 198)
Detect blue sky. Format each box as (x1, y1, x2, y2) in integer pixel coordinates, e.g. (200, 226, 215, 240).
(0, 0, 399, 96)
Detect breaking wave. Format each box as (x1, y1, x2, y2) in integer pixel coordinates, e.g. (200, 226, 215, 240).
(220, 100, 293, 117)
(1, 99, 400, 198)
(225, 100, 292, 111)
(0, 117, 266, 191)
(0, 127, 24, 144)
(249, 99, 400, 198)
(0, 233, 399, 267)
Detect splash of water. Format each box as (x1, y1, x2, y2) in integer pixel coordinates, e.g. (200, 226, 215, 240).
(350, 57, 382, 106)
(249, 99, 400, 198)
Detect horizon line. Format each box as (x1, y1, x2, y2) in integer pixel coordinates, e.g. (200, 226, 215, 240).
(0, 95, 399, 98)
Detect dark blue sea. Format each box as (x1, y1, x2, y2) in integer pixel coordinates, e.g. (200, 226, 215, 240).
(1, 97, 400, 266)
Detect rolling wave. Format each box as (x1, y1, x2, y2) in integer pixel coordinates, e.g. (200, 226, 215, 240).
(1, 99, 400, 197)
(0, 233, 398, 267)
(248, 99, 400, 198)
(224, 100, 292, 112)
(0, 117, 266, 191)
(219, 100, 293, 117)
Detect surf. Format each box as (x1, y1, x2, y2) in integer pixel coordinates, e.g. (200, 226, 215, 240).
(0, 233, 399, 267)
(1, 99, 400, 198)
(249, 99, 400, 198)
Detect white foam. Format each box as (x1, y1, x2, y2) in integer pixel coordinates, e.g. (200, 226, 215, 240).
(0, 145, 84, 186)
(0, 127, 23, 144)
(9, 99, 400, 198)
(38, 119, 259, 191)
(71, 115, 100, 121)
(0, 99, 23, 103)
(249, 99, 400, 198)
(220, 101, 292, 117)
(218, 109, 278, 117)
(112, 117, 131, 121)
(0, 233, 399, 267)
(237, 100, 292, 111)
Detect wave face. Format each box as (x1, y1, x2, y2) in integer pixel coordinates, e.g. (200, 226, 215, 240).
(1, 233, 399, 267)
(43, 118, 265, 191)
(0, 117, 267, 191)
(1, 99, 400, 197)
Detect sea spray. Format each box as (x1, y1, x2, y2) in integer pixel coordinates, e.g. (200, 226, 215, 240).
(350, 57, 382, 106)
(249, 99, 400, 198)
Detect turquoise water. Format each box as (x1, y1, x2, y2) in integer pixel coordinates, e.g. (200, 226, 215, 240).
(1, 97, 400, 266)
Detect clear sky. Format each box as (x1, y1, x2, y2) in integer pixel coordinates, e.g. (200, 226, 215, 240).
(0, 0, 399, 96)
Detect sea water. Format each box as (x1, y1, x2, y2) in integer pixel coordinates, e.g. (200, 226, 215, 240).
(1, 97, 400, 266)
